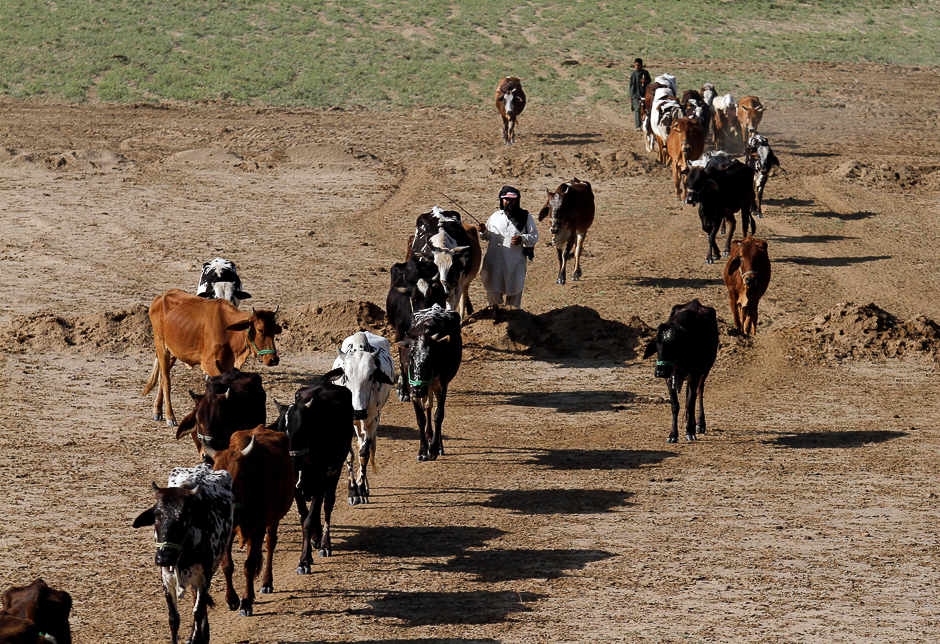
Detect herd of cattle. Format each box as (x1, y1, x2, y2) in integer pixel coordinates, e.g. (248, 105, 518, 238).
(0, 74, 783, 644)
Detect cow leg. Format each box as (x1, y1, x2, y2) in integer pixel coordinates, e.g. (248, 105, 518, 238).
(572, 233, 587, 281)
(695, 374, 708, 435)
(414, 398, 431, 461)
(684, 378, 698, 442)
(157, 352, 178, 427)
(297, 492, 316, 574)
(706, 225, 721, 264)
(260, 525, 278, 594)
(745, 303, 758, 335)
(556, 247, 567, 285)
(357, 432, 372, 503)
(189, 586, 208, 644)
(431, 386, 447, 458)
(666, 380, 681, 443)
(163, 580, 181, 644)
(239, 530, 264, 616)
(397, 346, 411, 402)
(221, 538, 239, 611)
(319, 471, 340, 557)
(729, 290, 743, 333)
(723, 215, 737, 258)
(507, 116, 515, 145)
(346, 446, 359, 506)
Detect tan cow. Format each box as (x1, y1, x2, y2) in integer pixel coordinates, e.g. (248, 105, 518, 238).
(723, 237, 771, 335)
(737, 96, 764, 139)
(143, 289, 281, 427)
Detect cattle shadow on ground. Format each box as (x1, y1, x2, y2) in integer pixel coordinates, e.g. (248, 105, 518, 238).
(473, 390, 637, 413)
(767, 430, 907, 449)
(379, 424, 418, 441)
(789, 150, 841, 158)
(764, 197, 813, 207)
(303, 640, 501, 644)
(342, 526, 506, 558)
(478, 488, 633, 514)
(630, 276, 722, 289)
(778, 254, 891, 267)
(814, 210, 878, 221)
(769, 233, 857, 244)
(534, 132, 603, 146)
(419, 548, 615, 582)
(528, 448, 678, 470)
(348, 590, 543, 626)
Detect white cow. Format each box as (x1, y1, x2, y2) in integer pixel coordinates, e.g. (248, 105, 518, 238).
(332, 331, 396, 505)
(651, 87, 683, 163)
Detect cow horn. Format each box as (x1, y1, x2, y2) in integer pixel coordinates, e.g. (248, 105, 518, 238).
(336, 347, 346, 358)
(188, 389, 199, 400)
(273, 305, 279, 314)
(188, 486, 200, 497)
(224, 388, 231, 400)
(436, 334, 451, 344)
(241, 436, 256, 456)
(453, 245, 470, 253)
(304, 399, 314, 409)
(201, 442, 218, 460)
(430, 333, 439, 341)
(252, 307, 257, 314)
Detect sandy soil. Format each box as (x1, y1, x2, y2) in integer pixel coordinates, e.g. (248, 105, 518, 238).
(2, 59, 940, 644)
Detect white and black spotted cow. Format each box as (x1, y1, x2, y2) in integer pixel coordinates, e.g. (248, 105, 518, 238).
(396, 304, 462, 462)
(133, 463, 234, 644)
(196, 258, 251, 308)
(745, 134, 781, 219)
(331, 331, 397, 505)
(410, 207, 476, 317)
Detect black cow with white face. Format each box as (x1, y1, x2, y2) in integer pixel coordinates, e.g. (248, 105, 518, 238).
(271, 373, 354, 574)
(396, 304, 462, 461)
(197, 258, 251, 308)
(133, 464, 234, 644)
(685, 160, 756, 264)
(643, 299, 719, 444)
(386, 256, 448, 402)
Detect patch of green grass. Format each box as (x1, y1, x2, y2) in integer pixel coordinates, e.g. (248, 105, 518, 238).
(0, 0, 936, 107)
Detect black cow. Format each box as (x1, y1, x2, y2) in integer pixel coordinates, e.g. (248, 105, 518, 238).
(134, 464, 235, 644)
(643, 300, 719, 443)
(271, 372, 354, 574)
(745, 134, 781, 219)
(196, 258, 251, 308)
(685, 160, 756, 264)
(397, 304, 462, 461)
(176, 369, 266, 463)
(410, 207, 476, 314)
(386, 256, 448, 402)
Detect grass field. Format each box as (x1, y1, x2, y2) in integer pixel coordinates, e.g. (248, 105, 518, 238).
(1, 0, 937, 108)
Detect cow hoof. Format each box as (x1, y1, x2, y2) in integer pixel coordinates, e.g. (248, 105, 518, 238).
(239, 600, 253, 617)
(261, 585, 273, 594)
(152, 413, 164, 421)
(667, 436, 678, 444)
(686, 434, 696, 442)
(705, 258, 714, 265)
(166, 419, 178, 427)
(755, 213, 763, 219)
(297, 564, 312, 575)
(398, 393, 411, 402)
(226, 598, 239, 612)
(239, 608, 252, 617)
(722, 251, 729, 258)
(417, 454, 429, 462)
(556, 278, 566, 285)
(696, 425, 706, 435)
(318, 548, 331, 557)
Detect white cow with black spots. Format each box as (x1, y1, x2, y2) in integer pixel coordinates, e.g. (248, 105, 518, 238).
(134, 463, 234, 644)
(332, 331, 397, 505)
(196, 257, 251, 308)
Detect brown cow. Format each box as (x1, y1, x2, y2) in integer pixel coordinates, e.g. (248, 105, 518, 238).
(495, 77, 526, 145)
(737, 96, 764, 138)
(723, 237, 771, 335)
(1, 579, 72, 644)
(538, 178, 595, 284)
(143, 289, 281, 427)
(711, 93, 741, 150)
(0, 614, 38, 644)
(203, 426, 295, 618)
(666, 117, 706, 201)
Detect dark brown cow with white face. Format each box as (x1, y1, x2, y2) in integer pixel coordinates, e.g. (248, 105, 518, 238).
(496, 77, 526, 144)
(538, 178, 596, 285)
(723, 236, 771, 336)
(143, 289, 281, 427)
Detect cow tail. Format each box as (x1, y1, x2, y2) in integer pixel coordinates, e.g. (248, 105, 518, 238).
(204, 592, 215, 608)
(142, 357, 160, 396)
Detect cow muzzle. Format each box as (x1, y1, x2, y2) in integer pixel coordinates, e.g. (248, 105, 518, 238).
(654, 360, 675, 379)
(352, 409, 368, 421)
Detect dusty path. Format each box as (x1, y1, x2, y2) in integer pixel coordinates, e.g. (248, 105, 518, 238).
(2, 60, 940, 643)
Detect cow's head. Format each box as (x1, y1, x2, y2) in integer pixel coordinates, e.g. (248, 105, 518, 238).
(133, 482, 201, 568)
(229, 308, 282, 367)
(176, 388, 232, 462)
(684, 168, 718, 206)
(334, 343, 395, 421)
(539, 183, 570, 239)
(501, 89, 517, 116)
(643, 323, 685, 380)
(419, 234, 470, 300)
(728, 237, 769, 288)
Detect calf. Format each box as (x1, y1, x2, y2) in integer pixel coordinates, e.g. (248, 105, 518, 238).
(685, 160, 757, 264)
(398, 305, 462, 461)
(537, 178, 596, 284)
(196, 257, 251, 308)
(386, 256, 448, 402)
(1, 579, 72, 644)
(332, 331, 396, 505)
(272, 374, 354, 573)
(133, 464, 234, 644)
(723, 237, 771, 336)
(201, 427, 294, 617)
(175, 368, 266, 462)
(496, 76, 526, 144)
(745, 134, 781, 219)
(643, 300, 719, 443)
(666, 117, 706, 202)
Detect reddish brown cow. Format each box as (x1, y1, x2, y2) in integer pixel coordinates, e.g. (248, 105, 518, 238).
(0, 614, 38, 644)
(204, 426, 295, 618)
(737, 96, 764, 138)
(1, 579, 72, 644)
(143, 289, 281, 427)
(538, 178, 596, 284)
(666, 117, 706, 201)
(723, 237, 771, 335)
(495, 77, 526, 144)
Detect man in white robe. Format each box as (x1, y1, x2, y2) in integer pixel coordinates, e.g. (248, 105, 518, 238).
(476, 186, 539, 308)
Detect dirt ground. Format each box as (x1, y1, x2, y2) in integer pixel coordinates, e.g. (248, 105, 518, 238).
(2, 59, 940, 644)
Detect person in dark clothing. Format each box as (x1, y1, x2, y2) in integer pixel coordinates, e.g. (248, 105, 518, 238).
(629, 58, 652, 131)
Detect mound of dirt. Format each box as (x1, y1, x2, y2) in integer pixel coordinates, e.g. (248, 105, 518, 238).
(0, 147, 130, 173)
(278, 300, 394, 353)
(462, 304, 653, 360)
(785, 302, 940, 362)
(2, 305, 153, 354)
(830, 159, 940, 192)
(487, 148, 655, 181)
(164, 147, 254, 172)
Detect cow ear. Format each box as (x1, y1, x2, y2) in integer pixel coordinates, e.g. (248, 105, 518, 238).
(227, 319, 252, 332)
(643, 340, 658, 360)
(708, 180, 719, 192)
(395, 339, 412, 349)
(537, 207, 549, 222)
(197, 291, 212, 299)
(176, 413, 196, 439)
(321, 367, 345, 383)
(235, 291, 252, 300)
(133, 506, 155, 528)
